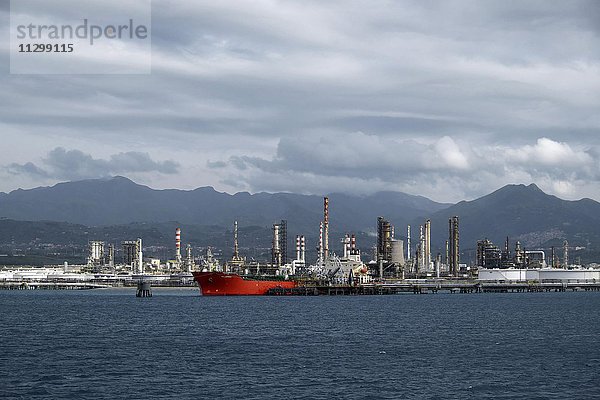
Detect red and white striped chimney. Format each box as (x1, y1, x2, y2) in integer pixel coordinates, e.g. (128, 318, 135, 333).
(323, 197, 329, 260)
(175, 227, 181, 260)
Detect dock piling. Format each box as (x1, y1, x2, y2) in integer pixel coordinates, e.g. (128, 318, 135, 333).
(136, 281, 152, 297)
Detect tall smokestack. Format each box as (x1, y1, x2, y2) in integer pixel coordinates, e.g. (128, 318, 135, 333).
(300, 235, 306, 262)
(318, 221, 324, 263)
(108, 243, 114, 269)
(272, 223, 281, 267)
(419, 225, 424, 270)
(186, 244, 193, 273)
(425, 219, 431, 271)
(175, 227, 182, 265)
(324, 197, 329, 260)
(407, 225, 411, 261)
(137, 238, 143, 274)
(233, 221, 239, 259)
(448, 218, 452, 273)
(563, 240, 569, 268)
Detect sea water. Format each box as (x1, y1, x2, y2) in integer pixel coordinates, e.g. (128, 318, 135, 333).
(1, 289, 600, 399)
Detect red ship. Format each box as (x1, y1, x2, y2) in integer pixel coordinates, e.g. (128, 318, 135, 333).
(192, 271, 298, 296)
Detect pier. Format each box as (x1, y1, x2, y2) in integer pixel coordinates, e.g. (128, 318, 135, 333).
(0, 281, 112, 290)
(0, 274, 196, 290)
(266, 281, 600, 296)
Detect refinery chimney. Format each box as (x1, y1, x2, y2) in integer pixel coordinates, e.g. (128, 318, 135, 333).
(419, 225, 425, 271)
(175, 227, 182, 266)
(323, 197, 329, 261)
(108, 243, 114, 270)
(233, 221, 239, 259)
(424, 220, 431, 272)
(406, 225, 411, 263)
(318, 221, 324, 263)
(272, 223, 281, 267)
(136, 238, 143, 274)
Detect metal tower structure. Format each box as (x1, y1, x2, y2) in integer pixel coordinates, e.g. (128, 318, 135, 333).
(448, 216, 459, 277)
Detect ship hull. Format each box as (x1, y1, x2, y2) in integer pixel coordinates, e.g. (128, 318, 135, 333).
(192, 271, 297, 296)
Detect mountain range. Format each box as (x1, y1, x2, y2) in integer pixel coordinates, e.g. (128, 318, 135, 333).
(0, 176, 448, 233)
(425, 184, 600, 256)
(1, 177, 600, 261)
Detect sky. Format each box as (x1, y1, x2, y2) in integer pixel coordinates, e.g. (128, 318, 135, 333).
(1, 0, 600, 203)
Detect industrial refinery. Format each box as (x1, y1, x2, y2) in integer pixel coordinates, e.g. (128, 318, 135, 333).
(2, 195, 600, 293)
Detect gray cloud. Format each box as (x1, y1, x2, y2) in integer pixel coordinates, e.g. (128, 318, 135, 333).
(206, 160, 227, 169)
(211, 135, 600, 202)
(5, 148, 179, 181)
(1, 1, 600, 201)
(6, 162, 50, 178)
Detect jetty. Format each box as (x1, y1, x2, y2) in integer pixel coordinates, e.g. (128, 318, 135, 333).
(0, 281, 112, 290)
(266, 280, 600, 296)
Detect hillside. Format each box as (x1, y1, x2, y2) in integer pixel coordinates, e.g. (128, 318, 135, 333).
(419, 184, 600, 255)
(2, 179, 600, 265)
(0, 176, 450, 233)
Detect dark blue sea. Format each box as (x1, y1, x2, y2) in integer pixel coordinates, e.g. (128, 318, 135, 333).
(1, 289, 600, 399)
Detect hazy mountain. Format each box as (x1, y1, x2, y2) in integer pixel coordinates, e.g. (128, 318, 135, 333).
(0, 176, 450, 233)
(418, 184, 600, 255)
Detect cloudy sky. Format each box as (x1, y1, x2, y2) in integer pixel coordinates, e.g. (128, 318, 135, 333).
(1, 0, 600, 202)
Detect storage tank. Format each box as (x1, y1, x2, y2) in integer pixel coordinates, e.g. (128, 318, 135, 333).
(478, 269, 530, 281)
(538, 269, 600, 281)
